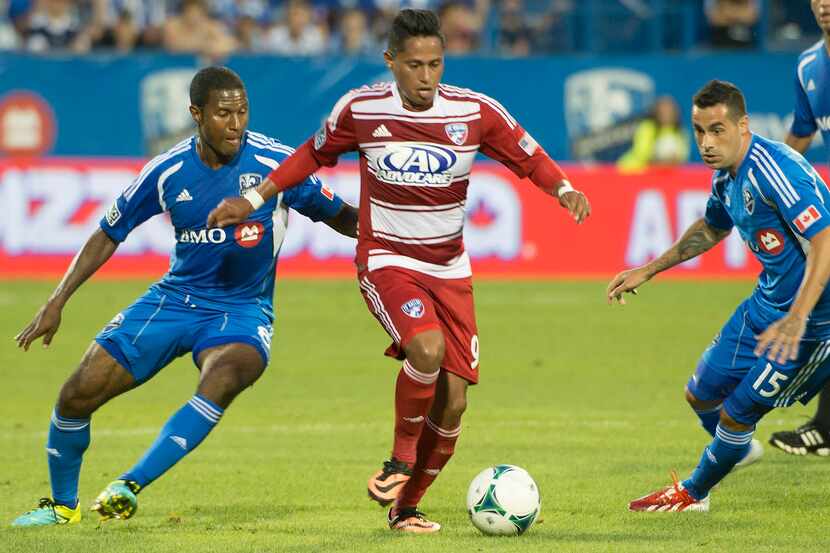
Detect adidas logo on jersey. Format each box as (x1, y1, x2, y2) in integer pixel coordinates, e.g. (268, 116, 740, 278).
(176, 189, 193, 203)
(372, 124, 392, 138)
(808, 79, 817, 92)
(170, 435, 188, 450)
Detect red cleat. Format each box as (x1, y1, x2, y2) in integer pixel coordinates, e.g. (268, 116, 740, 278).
(628, 471, 710, 512)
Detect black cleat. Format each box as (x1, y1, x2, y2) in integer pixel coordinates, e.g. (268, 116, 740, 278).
(769, 423, 830, 456)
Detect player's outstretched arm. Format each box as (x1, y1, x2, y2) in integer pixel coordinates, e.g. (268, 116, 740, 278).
(207, 142, 323, 228)
(606, 217, 730, 305)
(755, 226, 830, 363)
(15, 228, 118, 351)
(324, 203, 359, 238)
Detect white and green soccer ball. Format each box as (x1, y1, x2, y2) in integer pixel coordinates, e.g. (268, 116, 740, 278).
(466, 464, 541, 536)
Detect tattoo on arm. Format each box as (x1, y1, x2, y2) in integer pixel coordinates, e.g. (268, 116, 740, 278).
(648, 219, 730, 275)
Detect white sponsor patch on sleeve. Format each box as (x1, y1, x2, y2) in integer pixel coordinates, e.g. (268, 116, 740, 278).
(793, 205, 822, 232)
(314, 126, 327, 150)
(106, 202, 121, 226)
(518, 131, 538, 156)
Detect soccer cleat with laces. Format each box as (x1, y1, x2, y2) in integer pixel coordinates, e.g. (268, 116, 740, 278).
(628, 471, 710, 512)
(11, 498, 81, 527)
(368, 457, 412, 507)
(769, 423, 830, 456)
(388, 507, 441, 533)
(89, 480, 141, 521)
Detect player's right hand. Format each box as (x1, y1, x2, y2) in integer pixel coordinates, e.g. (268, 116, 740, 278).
(15, 301, 62, 351)
(207, 197, 254, 228)
(559, 190, 591, 224)
(606, 267, 651, 305)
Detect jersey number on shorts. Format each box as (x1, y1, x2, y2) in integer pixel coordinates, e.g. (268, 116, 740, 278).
(470, 335, 480, 369)
(752, 363, 789, 398)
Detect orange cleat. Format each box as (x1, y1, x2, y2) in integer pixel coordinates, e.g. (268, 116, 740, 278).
(368, 458, 412, 507)
(388, 507, 441, 533)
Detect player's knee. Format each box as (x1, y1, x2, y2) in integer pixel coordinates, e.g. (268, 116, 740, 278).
(718, 408, 753, 432)
(199, 362, 263, 408)
(685, 387, 701, 408)
(405, 332, 445, 373)
(56, 379, 99, 418)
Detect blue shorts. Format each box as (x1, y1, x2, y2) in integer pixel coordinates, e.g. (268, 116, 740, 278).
(95, 287, 273, 383)
(687, 299, 830, 425)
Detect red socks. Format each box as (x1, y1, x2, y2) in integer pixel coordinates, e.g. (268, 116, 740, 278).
(397, 417, 461, 508)
(392, 360, 439, 465)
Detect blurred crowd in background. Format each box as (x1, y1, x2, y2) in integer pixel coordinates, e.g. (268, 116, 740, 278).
(0, 0, 823, 58)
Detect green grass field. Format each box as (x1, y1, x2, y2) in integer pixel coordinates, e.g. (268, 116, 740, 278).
(2, 278, 829, 552)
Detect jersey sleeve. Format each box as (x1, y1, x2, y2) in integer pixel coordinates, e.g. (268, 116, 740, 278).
(752, 156, 830, 240)
(791, 69, 817, 138)
(704, 177, 735, 231)
(478, 99, 548, 178)
(310, 91, 360, 167)
(282, 173, 344, 222)
(99, 162, 166, 242)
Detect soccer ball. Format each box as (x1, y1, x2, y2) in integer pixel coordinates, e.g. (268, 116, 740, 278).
(466, 464, 541, 536)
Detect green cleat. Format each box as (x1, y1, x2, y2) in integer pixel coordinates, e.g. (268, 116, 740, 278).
(89, 480, 141, 521)
(12, 498, 81, 527)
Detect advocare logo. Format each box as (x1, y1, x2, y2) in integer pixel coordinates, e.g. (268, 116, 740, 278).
(375, 144, 457, 186)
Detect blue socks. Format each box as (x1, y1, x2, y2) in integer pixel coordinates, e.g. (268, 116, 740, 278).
(683, 423, 753, 500)
(47, 410, 91, 508)
(694, 404, 722, 437)
(122, 395, 223, 488)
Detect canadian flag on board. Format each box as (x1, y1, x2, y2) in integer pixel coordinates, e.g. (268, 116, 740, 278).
(793, 205, 822, 233)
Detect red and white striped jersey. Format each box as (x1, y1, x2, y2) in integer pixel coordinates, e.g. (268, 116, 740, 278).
(311, 81, 548, 279)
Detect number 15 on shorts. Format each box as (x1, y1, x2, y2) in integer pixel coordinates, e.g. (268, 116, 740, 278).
(753, 363, 789, 398)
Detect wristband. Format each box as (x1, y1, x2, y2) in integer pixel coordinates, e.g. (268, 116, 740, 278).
(556, 181, 575, 198)
(243, 189, 265, 210)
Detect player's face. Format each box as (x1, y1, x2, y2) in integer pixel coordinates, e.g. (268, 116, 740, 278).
(385, 36, 444, 110)
(812, 0, 830, 34)
(692, 104, 748, 171)
(191, 88, 249, 160)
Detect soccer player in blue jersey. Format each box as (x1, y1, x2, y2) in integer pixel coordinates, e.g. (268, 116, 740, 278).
(607, 80, 830, 512)
(768, 0, 830, 456)
(11, 66, 358, 526)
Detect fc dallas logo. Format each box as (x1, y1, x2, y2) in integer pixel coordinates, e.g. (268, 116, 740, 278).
(445, 122, 468, 146)
(234, 221, 264, 248)
(755, 228, 785, 255)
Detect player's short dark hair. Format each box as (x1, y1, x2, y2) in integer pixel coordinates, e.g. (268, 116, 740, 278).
(189, 66, 245, 108)
(387, 9, 445, 56)
(692, 80, 747, 120)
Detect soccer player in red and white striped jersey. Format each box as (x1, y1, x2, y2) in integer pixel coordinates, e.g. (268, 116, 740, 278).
(208, 9, 590, 533)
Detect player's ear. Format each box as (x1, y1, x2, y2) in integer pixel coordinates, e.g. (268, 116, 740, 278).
(738, 114, 750, 134)
(383, 50, 394, 71)
(189, 105, 202, 126)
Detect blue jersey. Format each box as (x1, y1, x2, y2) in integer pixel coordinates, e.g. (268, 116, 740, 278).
(99, 130, 343, 315)
(704, 134, 830, 335)
(791, 40, 830, 161)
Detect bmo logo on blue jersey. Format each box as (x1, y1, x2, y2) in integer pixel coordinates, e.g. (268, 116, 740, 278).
(375, 144, 457, 186)
(178, 228, 226, 244)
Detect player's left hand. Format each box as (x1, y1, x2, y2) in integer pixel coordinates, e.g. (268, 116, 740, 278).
(559, 190, 591, 224)
(207, 197, 254, 228)
(754, 313, 807, 364)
